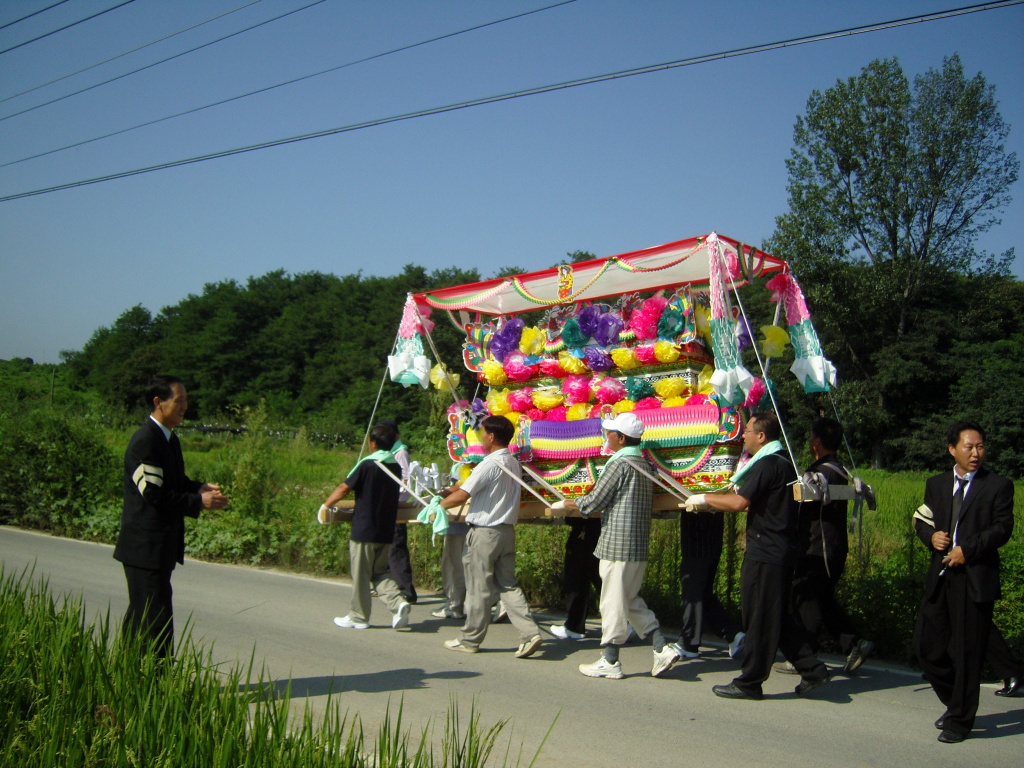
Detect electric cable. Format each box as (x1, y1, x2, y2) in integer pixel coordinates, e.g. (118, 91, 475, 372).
(0, 0, 264, 105)
(0, 0, 326, 123)
(1, 0, 1019, 203)
(0, 0, 138, 56)
(0, 0, 72, 33)
(1, 0, 578, 168)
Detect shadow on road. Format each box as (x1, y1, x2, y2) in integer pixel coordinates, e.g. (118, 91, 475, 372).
(236, 667, 481, 701)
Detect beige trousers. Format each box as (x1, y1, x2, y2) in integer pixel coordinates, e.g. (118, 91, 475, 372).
(598, 559, 659, 646)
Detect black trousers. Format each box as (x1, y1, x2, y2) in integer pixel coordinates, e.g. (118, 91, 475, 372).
(389, 523, 417, 602)
(679, 554, 741, 650)
(563, 518, 602, 634)
(122, 563, 174, 658)
(790, 553, 860, 654)
(914, 569, 993, 735)
(734, 559, 826, 695)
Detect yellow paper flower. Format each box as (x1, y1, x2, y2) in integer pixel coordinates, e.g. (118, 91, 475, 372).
(760, 325, 791, 358)
(612, 399, 636, 414)
(519, 326, 546, 356)
(694, 304, 712, 342)
(429, 363, 460, 392)
(486, 388, 511, 415)
(610, 347, 640, 370)
(662, 395, 687, 408)
(697, 364, 715, 394)
(531, 388, 564, 411)
(558, 351, 589, 375)
(566, 403, 592, 421)
(654, 340, 681, 363)
(652, 376, 687, 399)
(481, 359, 507, 386)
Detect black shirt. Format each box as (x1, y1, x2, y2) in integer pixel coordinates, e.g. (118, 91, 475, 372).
(345, 459, 401, 544)
(736, 449, 799, 566)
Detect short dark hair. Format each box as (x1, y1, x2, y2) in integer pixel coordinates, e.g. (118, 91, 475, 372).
(610, 432, 642, 447)
(749, 410, 781, 442)
(811, 417, 843, 452)
(481, 415, 515, 447)
(379, 419, 399, 434)
(144, 375, 183, 411)
(369, 423, 396, 451)
(946, 419, 985, 448)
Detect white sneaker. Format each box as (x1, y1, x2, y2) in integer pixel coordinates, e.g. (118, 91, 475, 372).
(579, 657, 623, 679)
(670, 642, 700, 660)
(444, 638, 478, 653)
(549, 624, 585, 640)
(652, 646, 681, 677)
(729, 631, 746, 660)
(515, 634, 543, 658)
(492, 603, 509, 623)
(431, 607, 465, 620)
(392, 601, 411, 629)
(334, 615, 369, 630)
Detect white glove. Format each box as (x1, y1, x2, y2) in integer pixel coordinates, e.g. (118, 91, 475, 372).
(317, 504, 332, 525)
(549, 500, 568, 511)
(683, 494, 707, 513)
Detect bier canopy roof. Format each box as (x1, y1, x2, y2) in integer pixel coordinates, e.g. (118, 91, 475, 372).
(412, 233, 788, 317)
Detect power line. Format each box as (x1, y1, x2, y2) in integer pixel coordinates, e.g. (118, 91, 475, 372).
(1, 0, 579, 168)
(0, 0, 264, 105)
(2, 0, 1020, 204)
(0, 0, 326, 123)
(0, 0, 138, 56)
(0, 0, 72, 32)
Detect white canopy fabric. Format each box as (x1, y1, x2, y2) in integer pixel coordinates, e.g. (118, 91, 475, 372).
(412, 233, 788, 317)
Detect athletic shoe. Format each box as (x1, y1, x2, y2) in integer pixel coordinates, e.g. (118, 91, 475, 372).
(549, 624, 585, 640)
(431, 607, 465, 620)
(795, 674, 829, 696)
(729, 631, 746, 660)
(444, 639, 478, 653)
(773, 660, 799, 675)
(670, 642, 700, 660)
(515, 634, 543, 658)
(579, 657, 624, 679)
(492, 603, 509, 624)
(652, 646, 681, 677)
(392, 601, 411, 629)
(844, 639, 876, 674)
(334, 615, 369, 630)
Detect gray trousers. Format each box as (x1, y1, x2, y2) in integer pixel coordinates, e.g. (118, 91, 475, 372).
(349, 540, 405, 623)
(459, 525, 539, 648)
(441, 531, 467, 614)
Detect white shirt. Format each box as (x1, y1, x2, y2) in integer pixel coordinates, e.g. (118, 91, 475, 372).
(460, 448, 521, 526)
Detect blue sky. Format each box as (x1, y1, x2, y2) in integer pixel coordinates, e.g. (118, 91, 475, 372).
(1, 0, 1022, 364)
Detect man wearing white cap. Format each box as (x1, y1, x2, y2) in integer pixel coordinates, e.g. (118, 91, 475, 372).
(555, 412, 680, 679)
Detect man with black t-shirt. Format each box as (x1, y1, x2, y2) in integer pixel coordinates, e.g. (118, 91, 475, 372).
(685, 411, 828, 700)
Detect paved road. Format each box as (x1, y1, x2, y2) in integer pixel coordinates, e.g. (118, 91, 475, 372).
(1, 526, 1020, 767)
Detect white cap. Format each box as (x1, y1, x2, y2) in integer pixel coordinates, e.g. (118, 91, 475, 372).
(600, 412, 644, 439)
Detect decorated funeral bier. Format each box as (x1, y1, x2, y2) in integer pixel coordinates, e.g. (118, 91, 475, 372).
(388, 232, 836, 518)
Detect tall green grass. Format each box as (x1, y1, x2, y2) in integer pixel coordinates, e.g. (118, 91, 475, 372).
(0, 567, 549, 767)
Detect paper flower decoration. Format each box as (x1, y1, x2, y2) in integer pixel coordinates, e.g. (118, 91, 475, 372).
(662, 395, 687, 408)
(429, 363, 460, 392)
(634, 345, 658, 365)
(519, 326, 546, 356)
(594, 313, 624, 347)
(629, 295, 668, 341)
(654, 340, 680, 363)
(546, 405, 568, 421)
(594, 377, 627, 405)
(584, 346, 614, 372)
(625, 376, 655, 401)
(480, 359, 508, 386)
(612, 399, 636, 414)
(561, 318, 589, 349)
(538, 358, 566, 378)
(526, 408, 546, 421)
(652, 377, 687, 399)
(566, 403, 592, 420)
(486, 388, 511, 415)
(760, 325, 791, 358)
(507, 387, 534, 412)
(634, 396, 662, 410)
(562, 374, 593, 405)
(610, 347, 640, 370)
(558, 351, 588, 375)
(577, 305, 602, 339)
(531, 389, 564, 410)
(503, 353, 536, 383)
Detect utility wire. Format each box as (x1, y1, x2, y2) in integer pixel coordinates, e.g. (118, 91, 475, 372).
(0, 0, 138, 56)
(2, 0, 1020, 203)
(0, 0, 264, 105)
(0, 0, 326, 123)
(1, 0, 578, 167)
(0, 0, 72, 33)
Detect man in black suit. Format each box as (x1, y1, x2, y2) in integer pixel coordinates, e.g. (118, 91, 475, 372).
(113, 375, 228, 657)
(913, 420, 1014, 743)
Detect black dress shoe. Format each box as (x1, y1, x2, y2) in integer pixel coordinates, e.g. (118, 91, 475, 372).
(844, 639, 876, 674)
(934, 710, 949, 730)
(712, 683, 763, 700)
(795, 675, 829, 696)
(937, 729, 967, 744)
(995, 676, 1022, 697)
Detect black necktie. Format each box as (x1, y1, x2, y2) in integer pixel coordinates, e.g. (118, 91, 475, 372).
(951, 478, 964, 539)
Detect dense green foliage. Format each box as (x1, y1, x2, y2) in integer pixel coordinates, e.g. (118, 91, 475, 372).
(767, 54, 1022, 473)
(0, 568, 544, 767)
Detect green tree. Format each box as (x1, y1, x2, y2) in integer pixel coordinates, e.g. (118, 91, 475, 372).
(767, 55, 1019, 467)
